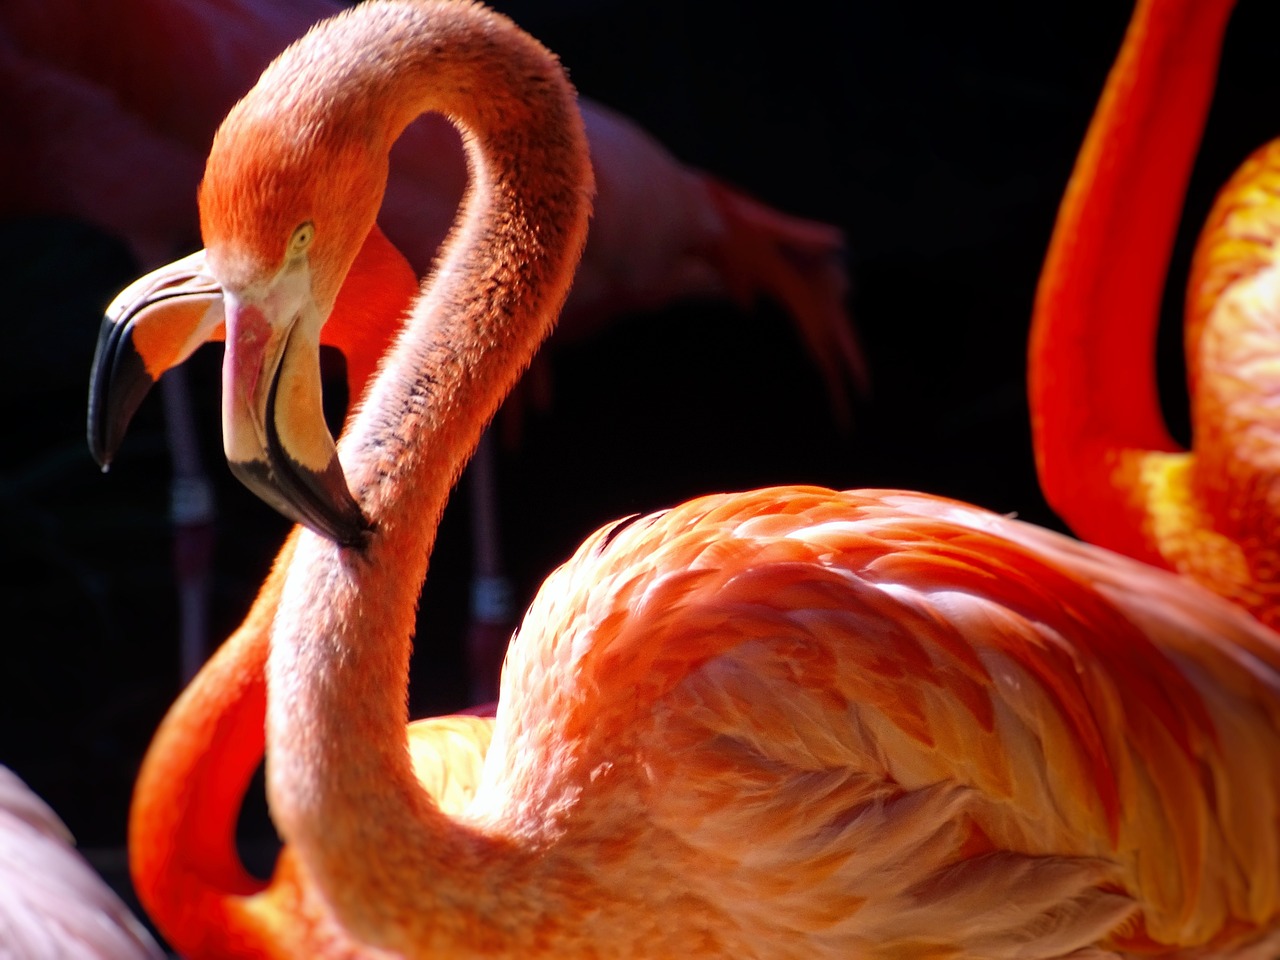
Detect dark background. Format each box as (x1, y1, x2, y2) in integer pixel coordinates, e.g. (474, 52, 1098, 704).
(3, 0, 1279, 944)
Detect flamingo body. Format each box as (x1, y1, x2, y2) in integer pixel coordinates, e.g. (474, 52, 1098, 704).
(269, 482, 1280, 957)
(476, 485, 1280, 956)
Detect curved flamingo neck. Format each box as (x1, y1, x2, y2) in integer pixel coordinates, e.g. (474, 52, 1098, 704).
(259, 2, 592, 951)
(1028, 0, 1235, 557)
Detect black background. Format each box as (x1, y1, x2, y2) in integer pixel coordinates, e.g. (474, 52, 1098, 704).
(3, 0, 1279, 935)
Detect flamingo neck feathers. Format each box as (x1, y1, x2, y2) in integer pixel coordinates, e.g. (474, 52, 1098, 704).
(1027, 0, 1233, 558)
(255, 1, 592, 950)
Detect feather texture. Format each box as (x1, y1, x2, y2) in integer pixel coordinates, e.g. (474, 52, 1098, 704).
(0, 766, 163, 960)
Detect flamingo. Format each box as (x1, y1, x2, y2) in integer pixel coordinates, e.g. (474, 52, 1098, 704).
(0, 765, 164, 960)
(1028, 0, 1280, 626)
(69, 0, 859, 944)
(3, 0, 862, 391)
(91, 0, 1280, 954)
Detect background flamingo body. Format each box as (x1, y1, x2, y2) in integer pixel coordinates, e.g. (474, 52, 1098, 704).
(0, 0, 862, 401)
(1029, 0, 1280, 626)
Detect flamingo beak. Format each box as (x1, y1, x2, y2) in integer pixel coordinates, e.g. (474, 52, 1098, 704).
(221, 272, 370, 547)
(87, 249, 224, 468)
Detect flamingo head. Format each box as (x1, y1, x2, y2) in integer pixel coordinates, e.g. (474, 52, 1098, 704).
(85, 6, 429, 548)
(195, 48, 395, 547)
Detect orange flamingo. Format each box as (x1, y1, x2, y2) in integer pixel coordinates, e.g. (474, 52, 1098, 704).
(0, 765, 164, 959)
(1029, 0, 1280, 626)
(94, 0, 1280, 954)
(71, 2, 859, 951)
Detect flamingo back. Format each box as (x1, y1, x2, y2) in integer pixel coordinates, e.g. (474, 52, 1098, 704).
(476, 487, 1280, 957)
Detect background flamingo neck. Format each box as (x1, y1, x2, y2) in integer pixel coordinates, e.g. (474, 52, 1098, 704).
(129, 541, 294, 956)
(264, 2, 593, 951)
(324, 225, 420, 401)
(1028, 0, 1234, 555)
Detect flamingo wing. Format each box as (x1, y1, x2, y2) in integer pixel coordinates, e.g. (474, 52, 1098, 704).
(0, 766, 164, 960)
(490, 487, 1280, 956)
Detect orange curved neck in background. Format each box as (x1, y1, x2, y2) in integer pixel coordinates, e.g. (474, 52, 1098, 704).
(128, 541, 286, 957)
(1028, 0, 1235, 558)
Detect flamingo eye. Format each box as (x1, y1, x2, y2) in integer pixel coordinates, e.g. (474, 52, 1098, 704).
(288, 221, 315, 257)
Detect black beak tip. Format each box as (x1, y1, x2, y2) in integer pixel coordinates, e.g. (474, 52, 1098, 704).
(86, 317, 155, 469)
(315, 499, 374, 550)
(305, 498, 374, 550)
(229, 455, 373, 551)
